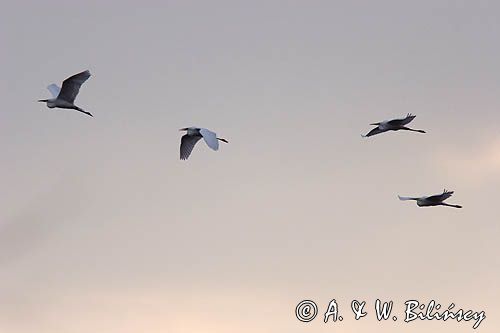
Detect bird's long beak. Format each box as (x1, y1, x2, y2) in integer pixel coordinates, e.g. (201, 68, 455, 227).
(38, 99, 48, 102)
(370, 122, 380, 126)
(179, 128, 188, 131)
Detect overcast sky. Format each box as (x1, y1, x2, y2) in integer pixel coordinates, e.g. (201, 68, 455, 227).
(1, 1, 499, 332)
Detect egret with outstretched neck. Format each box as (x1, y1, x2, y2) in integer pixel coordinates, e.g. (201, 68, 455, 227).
(362, 113, 426, 137)
(38, 70, 92, 117)
(398, 189, 462, 208)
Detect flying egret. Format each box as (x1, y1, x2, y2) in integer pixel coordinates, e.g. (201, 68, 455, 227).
(362, 113, 426, 137)
(38, 70, 93, 117)
(398, 189, 462, 208)
(179, 127, 228, 160)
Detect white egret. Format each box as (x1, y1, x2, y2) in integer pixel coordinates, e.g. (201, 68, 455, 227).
(38, 70, 92, 117)
(398, 189, 462, 208)
(362, 113, 425, 137)
(179, 127, 228, 160)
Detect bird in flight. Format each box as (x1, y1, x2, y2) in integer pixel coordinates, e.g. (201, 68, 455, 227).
(362, 113, 426, 137)
(179, 127, 228, 160)
(398, 189, 462, 208)
(38, 70, 93, 117)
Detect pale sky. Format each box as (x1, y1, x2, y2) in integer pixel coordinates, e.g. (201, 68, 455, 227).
(1, 1, 499, 332)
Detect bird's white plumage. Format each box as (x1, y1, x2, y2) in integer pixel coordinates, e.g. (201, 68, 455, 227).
(47, 84, 61, 98)
(398, 196, 416, 201)
(199, 128, 219, 151)
(179, 126, 227, 160)
(378, 121, 390, 130)
(39, 70, 93, 117)
(398, 190, 462, 208)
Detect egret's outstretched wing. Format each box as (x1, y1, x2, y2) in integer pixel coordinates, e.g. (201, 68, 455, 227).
(47, 84, 61, 98)
(180, 134, 202, 160)
(398, 195, 419, 201)
(426, 190, 454, 203)
(362, 127, 385, 137)
(58, 70, 91, 103)
(199, 128, 219, 151)
(388, 113, 416, 127)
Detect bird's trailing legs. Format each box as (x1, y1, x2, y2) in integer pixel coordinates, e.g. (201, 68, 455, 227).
(440, 203, 463, 209)
(401, 127, 426, 133)
(74, 106, 93, 117)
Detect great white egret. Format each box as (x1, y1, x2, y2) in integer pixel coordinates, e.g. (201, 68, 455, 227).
(179, 127, 228, 160)
(38, 70, 92, 117)
(398, 189, 462, 208)
(362, 113, 426, 137)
